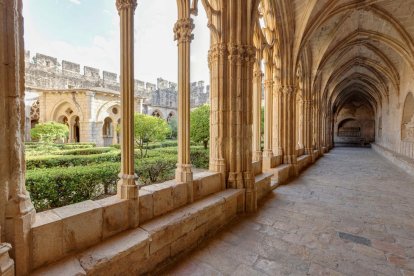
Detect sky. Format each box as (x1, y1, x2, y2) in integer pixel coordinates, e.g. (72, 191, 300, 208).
(23, 0, 210, 84)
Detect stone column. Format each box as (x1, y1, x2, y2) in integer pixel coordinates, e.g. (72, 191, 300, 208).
(174, 17, 194, 186)
(281, 86, 297, 165)
(0, 242, 14, 276)
(116, 0, 139, 200)
(1, 0, 36, 275)
(252, 61, 263, 162)
(272, 68, 282, 159)
(303, 100, 313, 155)
(112, 121, 118, 145)
(262, 54, 274, 169)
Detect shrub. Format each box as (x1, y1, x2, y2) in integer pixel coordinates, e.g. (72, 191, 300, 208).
(26, 163, 119, 211)
(30, 122, 69, 143)
(55, 147, 114, 156)
(190, 147, 209, 169)
(26, 152, 121, 170)
(136, 156, 177, 185)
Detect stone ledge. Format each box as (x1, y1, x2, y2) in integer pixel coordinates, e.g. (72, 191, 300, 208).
(252, 160, 262, 176)
(30, 171, 223, 270)
(297, 154, 312, 173)
(255, 173, 272, 200)
(372, 143, 414, 177)
(265, 164, 292, 185)
(31, 189, 244, 276)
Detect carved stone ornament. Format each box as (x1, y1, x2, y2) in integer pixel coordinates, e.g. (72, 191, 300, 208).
(116, 0, 137, 13)
(174, 18, 195, 44)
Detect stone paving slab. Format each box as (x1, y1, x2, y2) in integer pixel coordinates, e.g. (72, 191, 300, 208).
(165, 148, 414, 275)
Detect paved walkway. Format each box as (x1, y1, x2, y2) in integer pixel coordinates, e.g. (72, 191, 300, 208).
(166, 148, 414, 276)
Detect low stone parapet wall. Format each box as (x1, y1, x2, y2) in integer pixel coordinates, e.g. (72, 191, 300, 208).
(372, 143, 414, 177)
(31, 189, 244, 275)
(29, 171, 224, 272)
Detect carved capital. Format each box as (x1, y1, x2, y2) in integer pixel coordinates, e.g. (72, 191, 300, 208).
(280, 86, 296, 95)
(264, 80, 274, 89)
(253, 70, 263, 78)
(116, 0, 137, 13)
(174, 18, 195, 44)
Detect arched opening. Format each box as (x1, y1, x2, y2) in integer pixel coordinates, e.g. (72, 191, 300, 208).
(102, 117, 113, 146)
(401, 92, 414, 142)
(70, 115, 80, 143)
(334, 95, 375, 146)
(151, 110, 163, 118)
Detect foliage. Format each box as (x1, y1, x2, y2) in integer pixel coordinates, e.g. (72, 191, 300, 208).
(190, 104, 210, 149)
(136, 156, 177, 185)
(30, 122, 69, 143)
(26, 152, 121, 170)
(190, 147, 209, 169)
(168, 117, 178, 139)
(26, 163, 119, 211)
(134, 113, 171, 158)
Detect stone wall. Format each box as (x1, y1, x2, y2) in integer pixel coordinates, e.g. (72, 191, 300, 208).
(25, 51, 210, 111)
(334, 97, 375, 145)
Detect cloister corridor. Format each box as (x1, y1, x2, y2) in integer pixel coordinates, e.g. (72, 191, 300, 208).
(167, 148, 414, 276)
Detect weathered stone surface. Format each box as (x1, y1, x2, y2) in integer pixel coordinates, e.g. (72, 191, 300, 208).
(142, 183, 173, 217)
(95, 196, 129, 239)
(166, 149, 414, 275)
(78, 228, 149, 275)
(31, 257, 86, 276)
(52, 200, 103, 254)
(31, 211, 63, 269)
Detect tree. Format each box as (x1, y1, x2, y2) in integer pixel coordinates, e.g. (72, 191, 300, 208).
(134, 113, 171, 158)
(190, 104, 210, 149)
(168, 117, 178, 139)
(30, 122, 69, 143)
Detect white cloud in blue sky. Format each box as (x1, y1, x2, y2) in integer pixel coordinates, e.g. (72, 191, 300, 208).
(23, 0, 210, 84)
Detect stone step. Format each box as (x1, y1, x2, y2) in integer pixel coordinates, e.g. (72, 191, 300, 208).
(31, 189, 244, 276)
(265, 164, 292, 185)
(255, 173, 273, 200)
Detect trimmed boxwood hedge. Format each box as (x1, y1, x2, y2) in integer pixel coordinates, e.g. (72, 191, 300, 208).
(26, 152, 122, 170)
(26, 163, 120, 211)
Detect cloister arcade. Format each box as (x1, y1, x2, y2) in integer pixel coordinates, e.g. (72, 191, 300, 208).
(1, 0, 414, 275)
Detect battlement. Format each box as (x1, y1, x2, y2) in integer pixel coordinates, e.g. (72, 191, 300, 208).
(24, 51, 209, 108)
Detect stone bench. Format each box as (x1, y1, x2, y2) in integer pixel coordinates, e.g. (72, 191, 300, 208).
(32, 189, 244, 275)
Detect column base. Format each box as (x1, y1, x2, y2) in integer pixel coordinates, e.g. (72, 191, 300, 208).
(0, 244, 14, 276)
(117, 174, 139, 199)
(5, 193, 35, 276)
(262, 150, 273, 170)
(176, 164, 194, 203)
(283, 154, 297, 164)
(210, 159, 226, 189)
(252, 151, 262, 162)
(244, 171, 257, 213)
(175, 164, 193, 183)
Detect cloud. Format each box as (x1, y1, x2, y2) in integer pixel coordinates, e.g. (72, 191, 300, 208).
(69, 0, 81, 5)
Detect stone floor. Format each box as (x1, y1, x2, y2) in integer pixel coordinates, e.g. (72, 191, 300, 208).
(165, 148, 414, 276)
